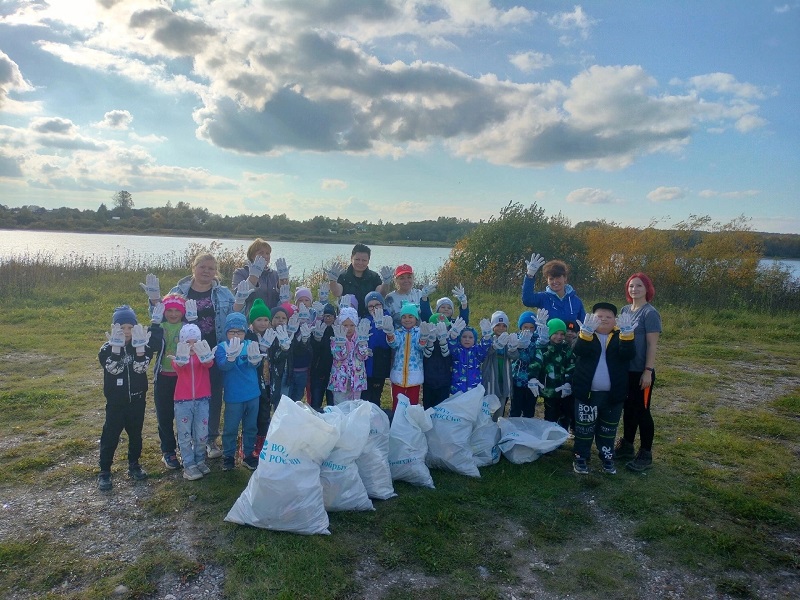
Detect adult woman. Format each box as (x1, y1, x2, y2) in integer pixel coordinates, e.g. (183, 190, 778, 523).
(328, 243, 390, 318)
(521, 253, 586, 324)
(171, 253, 247, 458)
(383, 264, 435, 327)
(615, 272, 662, 471)
(231, 238, 280, 313)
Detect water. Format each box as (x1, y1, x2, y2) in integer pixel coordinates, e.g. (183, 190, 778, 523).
(0, 229, 452, 277)
(759, 259, 800, 279)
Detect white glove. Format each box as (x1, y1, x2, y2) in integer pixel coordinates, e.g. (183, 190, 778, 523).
(578, 313, 599, 336)
(275, 257, 290, 281)
(353, 318, 369, 345)
(371, 308, 385, 330)
(185, 299, 198, 322)
(380, 314, 395, 334)
(195, 340, 214, 363)
(312, 321, 327, 341)
(246, 340, 262, 365)
(420, 282, 437, 299)
(150, 302, 165, 325)
(286, 313, 300, 337)
(279, 283, 291, 304)
(235, 280, 255, 304)
(106, 323, 126, 349)
(525, 253, 546, 278)
(332, 324, 347, 345)
(450, 317, 466, 339)
(536, 323, 550, 346)
(226, 337, 242, 361)
(419, 322, 436, 346)
(131, 324, 151, 352)
(517, 330, 533, 349)
(318, 281, 330, 303)
(297, 303, 311, 322)
(452, 284, 467, 306)
(259, 329, 277, 351)
(528, 378, 543, 396)
(555, 383, 572, 398)
(535, 308, 549, 328)
(493, 331, 510, 350)
(249, 255, 267, 279)
(506, 334, 520, 351)
(436, 321, 448, 342)
(379, 265, 394, 285)
(617, 312, 635, 335)
(338, 295, 352, 311)
(300, 322, 312, 342)
(275, 325, 291, 349)
(479, 318, 492, 338)
(139, 273, 161, 301)
(324, 261, 346, 282)
(311, 301, 324, 314)
(174, 342, 191, 366)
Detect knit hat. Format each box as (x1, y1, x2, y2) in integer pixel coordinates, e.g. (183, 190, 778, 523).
(112, 305, 138, 326)
(490, 310, 509, 328)
(249, 298, 271, 323)
(364, 291, 385, 308)
(592, 301, 618, 316)
(517, 311, 536, 329)
(224, 312, 247, 333)
(338, 306, 358, 325)
(429, 313, 451, 326)
(399, 302, 420, 321)
(394, 264, 413, 277)
(547, 318, 567, 337)
(162, 293, 186, 315)
(294, 287, 312, 303)
(280, 301, 296, 317)
(322, 303, 338, 316)
(435, 297, 454, 311)
(179, 323, 202, 343)
(460, 327, 478, 342)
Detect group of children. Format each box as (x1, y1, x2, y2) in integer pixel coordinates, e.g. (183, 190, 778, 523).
(97, 252, 640, 489)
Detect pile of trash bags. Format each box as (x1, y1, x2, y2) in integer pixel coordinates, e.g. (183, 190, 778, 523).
(225, 385, 569, 535)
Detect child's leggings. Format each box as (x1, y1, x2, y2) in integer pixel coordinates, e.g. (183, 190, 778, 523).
(573, 391, 623, 461)
(623, 371, 655, 451)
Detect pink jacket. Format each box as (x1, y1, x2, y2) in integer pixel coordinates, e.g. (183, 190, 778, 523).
(172, 354, 213, 401)
(327, 335, 369, 394)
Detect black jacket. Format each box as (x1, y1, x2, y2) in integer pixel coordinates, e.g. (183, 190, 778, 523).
(98, 326, 162, 402)
(571, 328, 634, 404)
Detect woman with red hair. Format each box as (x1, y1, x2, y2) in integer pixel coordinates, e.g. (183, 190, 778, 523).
(615, 272, 662, 471)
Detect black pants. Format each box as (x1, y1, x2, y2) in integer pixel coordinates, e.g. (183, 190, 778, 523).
(208, 364, 223, 442)
(422, 383, 450, 410)
(510, 385, 536, 417)
(256, 389, 272, 436)
(99, 394, 146, 471)
(153, 374, 178, 455)
(361, 376, 386, 406)
(623, 371, 655, 451)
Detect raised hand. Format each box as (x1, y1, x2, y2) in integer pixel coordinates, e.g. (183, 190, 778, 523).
(379, 265, 394, 285)
(225, 337, 242, 361)
(279, 283, 291, 303)
(506, 334, 520, 351)
(478, 318, 492, 338)
(332, 324, 346, 345)
(246, 340, 262, 365)
(300, 322, 312, 342)
(249, 255, 267, 279)
(260, 329, 277, 350)
(275, 325, 291, 349)
(452, 284, 467, 306)
(380, 314, 395, 334)
(435, 320, 448, 342)
(312, 321, 327, 341)
(195, 340, 214, 363)
(131, 324, 151, 353)
(275, 257, 291, 281)
(450, 316, 466, 339)
(555, 383, 572, 398)
(616, 312, 635, 335)
(318, 281, 330, 303)
(535, 308, 549, 328)
(420, 281, 437, 299)
(419, 322, 435, 346)
(536, 322, 550, 346)
(235, 279, 255, 304)
(139, 273, 161, 301)
(324, 261, 346, 282)
(518, 330, 533, 349)
(297, 303, 311, 323)
(150, 302, 165, 325)
(311, 301, 324, 315)
(185, 299, 198, 322)
(371, 307, 385, 329)
(578, 313, 600, 336)
(493, 331, 510, 350)
(106, 323, 126, 349)
(287, 313, 300, 337)
(525, 252, 546, 278)
(174, 342, 191, 366)
(357, 318, 372, 344)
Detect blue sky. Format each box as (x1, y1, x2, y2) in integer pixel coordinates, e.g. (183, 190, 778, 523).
(0, 1, 798, 233)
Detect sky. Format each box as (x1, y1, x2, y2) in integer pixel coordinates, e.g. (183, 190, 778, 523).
(0, 1, 798, 233)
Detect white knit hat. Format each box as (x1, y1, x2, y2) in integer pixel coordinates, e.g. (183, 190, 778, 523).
(490, 310, 509, 328)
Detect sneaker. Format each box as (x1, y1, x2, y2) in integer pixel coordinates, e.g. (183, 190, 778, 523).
(183, 465, 203, 481)
(196, 462, 211, 475)
(128, 463, 148, 480)
(206, 440, 223, 459)
(222, 456, 236, 471)
(626, 450, 653, 472)
(614, 439, 635, 460)
(242, 456, 259, 471)
(573, 456, 589, 475)
(97, 471, 112, 491)
(162, 453, 182, 470)
(602, 458, 617, 475)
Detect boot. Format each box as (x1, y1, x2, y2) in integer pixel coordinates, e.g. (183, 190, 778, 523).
(614, 438, 635, 460)
(626, 449, 653, 472)
(253, 435, 267, 458)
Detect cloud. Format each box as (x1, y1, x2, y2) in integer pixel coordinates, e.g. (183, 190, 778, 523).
(699, 189, 761, 199)
(685, 72, 767, 99)
(646, 186, 685, 202)
(774, 4, 792, 13)
(548, 5, 596, 41)
(0, 50, 34, 110)
(321, 178, 347, 190)
(565, 187, 617, 204)
(30, 117, 76, 135)
(0, 152, 24, 178)
(509, 51, 553, 73)
(97, 110, 133, 130)
(129, 7, 217, 55)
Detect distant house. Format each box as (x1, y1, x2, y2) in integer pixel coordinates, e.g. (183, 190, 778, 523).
(328, 229, 338, 234)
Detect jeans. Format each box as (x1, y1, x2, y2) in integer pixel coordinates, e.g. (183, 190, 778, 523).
(286, 368, 309, 402)
(222, 397, 259, 459)
(573, 391, 623, 461)
(174, 398, 209, 468)
(309, 377, 334, 411)
(153, 373, 178, 454)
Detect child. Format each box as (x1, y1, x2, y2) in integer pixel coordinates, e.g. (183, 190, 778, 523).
(362, 291, 392, 406)
(447, 318, 492, 395)
(287, 300, 314, 402)
(521, 253, 586, 324)
(528, 318, 576, 428)
(171, 324, 214, 480)
(214, 312, 263, 471)
(328, 307, 371, 403)
(266, 304, 311, 409)
(433, 283, 470, 325)
(481, 311, 520, 418)
(151, 293, 186, 470)
(244, 298, 272, 458)
(310, 303, 338, 410)
(509, 311, 540, 417)
(385, 303, 426, 411)
(97, 305, 161, 490)
(571, 302, 635, 475)
(421, 316, 453, 409)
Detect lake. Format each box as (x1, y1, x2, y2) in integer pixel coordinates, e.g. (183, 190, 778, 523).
(0, 230, 452, 278)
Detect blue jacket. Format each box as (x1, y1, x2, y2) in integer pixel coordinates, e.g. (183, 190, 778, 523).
(521, 277, 586, 323)
(170, 276, 240, 345)
(214, 339, 260, 403)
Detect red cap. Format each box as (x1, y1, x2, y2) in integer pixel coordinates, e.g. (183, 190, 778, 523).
(394, 264, 413, 277)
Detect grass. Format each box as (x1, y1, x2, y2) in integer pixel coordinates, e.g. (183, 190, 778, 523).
(0, 261, 799, 598)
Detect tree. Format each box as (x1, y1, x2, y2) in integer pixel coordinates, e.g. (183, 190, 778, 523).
(112, 190, 134, 211)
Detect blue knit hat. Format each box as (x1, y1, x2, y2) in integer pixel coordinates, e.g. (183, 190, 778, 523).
(364, 291, 385, 308)
(224, 312, 247, 333)
(518, 311, 536, 329)
(112, 305, 138, 326)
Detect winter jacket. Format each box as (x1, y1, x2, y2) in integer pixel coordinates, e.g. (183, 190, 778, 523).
(448, 336, 491, 394)
(387, 326, 425, 387)
(365, 311, 392, 379)
(511, 342, 539, 388)
(528, 341, 576, 398)
(98, 326, 161, 402)
(172, 354, 213, 401)
(572, 328, 635, 404)
(423, 338, 453, 389)
(521, 278, 586, 323)
(481, 342, 520, 400)
(267, 335, 310, 398)
(328, 334, 370, 393)
(214, 339, 260, 403)
(169, 276, 239, 346)
(310, 325, 335, 384)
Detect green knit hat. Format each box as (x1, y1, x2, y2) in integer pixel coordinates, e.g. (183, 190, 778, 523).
(429, 313, 451, 326)
(548, 318, 567, 337)
(248, 298, 272, 323)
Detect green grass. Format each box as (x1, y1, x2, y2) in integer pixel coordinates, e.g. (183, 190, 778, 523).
(1, 265, 799, 598)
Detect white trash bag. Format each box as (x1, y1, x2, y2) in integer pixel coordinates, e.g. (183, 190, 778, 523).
(320, 401, 374, 512)
(471, 393, 501, 467)
(224, 397, 340, 534)
(497, 417, 569, 464)
(424, 384, 484, 478)
(388, 395, 435, 488)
